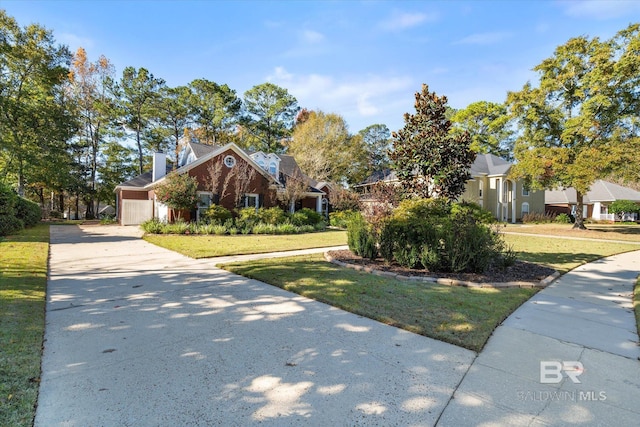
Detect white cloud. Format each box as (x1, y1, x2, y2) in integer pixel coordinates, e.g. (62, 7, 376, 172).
(559, 0, 640, 20)
(58, 32, 94, 50)
(266, 67, 414, 130)
(302, 30, 325, 44)
(380, 10, 438, 31)
(454, 31, 512, 45)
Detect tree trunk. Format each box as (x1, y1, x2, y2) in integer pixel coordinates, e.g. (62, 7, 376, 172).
(572, 191, 587, 229)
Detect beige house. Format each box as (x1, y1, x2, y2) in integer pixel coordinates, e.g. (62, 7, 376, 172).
(356, 153, 545, 223)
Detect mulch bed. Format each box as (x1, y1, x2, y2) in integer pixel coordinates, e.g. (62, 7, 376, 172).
(327, 249, 556, 284)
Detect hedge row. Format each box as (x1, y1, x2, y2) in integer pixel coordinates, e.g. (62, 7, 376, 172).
(0, 183, 41, 236)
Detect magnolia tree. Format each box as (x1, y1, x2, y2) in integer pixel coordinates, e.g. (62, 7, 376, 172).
(154, 173, 198, 221)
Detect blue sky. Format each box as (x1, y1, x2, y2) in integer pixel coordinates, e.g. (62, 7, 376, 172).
(2, 0, 639, 133)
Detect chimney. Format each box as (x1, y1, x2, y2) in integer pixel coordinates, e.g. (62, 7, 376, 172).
(152, 152, 167, 182)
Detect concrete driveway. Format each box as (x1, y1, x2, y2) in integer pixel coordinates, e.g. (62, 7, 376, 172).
(36, 225, 475, 426)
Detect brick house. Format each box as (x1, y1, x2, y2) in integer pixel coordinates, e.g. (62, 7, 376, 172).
(115, 140, 328, 225)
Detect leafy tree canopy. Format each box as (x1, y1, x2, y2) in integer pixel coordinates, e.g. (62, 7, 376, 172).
(389, 84, 474, 201)
(358, 124, 392, 173)
(242, 82, 299, 153)
(154, 172, 198, 214)
(450, 101, 514, 160)
(508, 23, 640, 229)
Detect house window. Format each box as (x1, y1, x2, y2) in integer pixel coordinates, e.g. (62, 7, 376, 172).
(522, 187, 530, 197)
(224, 155, 236, 168)
(478, 181, 483, 198)
(244, 193, 259, 209)
(196, 192, 213, 221)
(258, 159, 266, 169)
(521, 202, 530, 216)
(269, 162, 277, 175)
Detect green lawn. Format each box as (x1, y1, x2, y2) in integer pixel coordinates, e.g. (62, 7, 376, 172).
(0, 224, 49, 427)
(503, 223, 640, 243)
(143, 229, 347, 258)
(502, 233, 640, 273)
(635, 279, 640, 336)
(220, 236, 640, 352)
(221, 253, 538, 352)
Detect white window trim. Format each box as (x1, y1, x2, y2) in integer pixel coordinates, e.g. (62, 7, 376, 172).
(522, 187, 530, 197)
(244, 193, 259, 209)
(521, 202, 530, 215)
(478, 180, 483, 198)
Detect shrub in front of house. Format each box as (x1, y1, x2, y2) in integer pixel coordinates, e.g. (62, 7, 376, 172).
(203, 205, 233, 224)
(15, 196, 42, 227)
(352, 198, 513, 273)
(555, 213, 573, 224)
(259, 207, 288, 225)
(522, 212, 556, 223)
(289, 208, 323, 226)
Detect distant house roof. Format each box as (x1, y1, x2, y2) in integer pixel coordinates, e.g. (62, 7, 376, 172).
(116, 165, 173, 189)
(470, 153, 512, 176)
(356, 153, 511, 187)
(545, 180, 640, 205)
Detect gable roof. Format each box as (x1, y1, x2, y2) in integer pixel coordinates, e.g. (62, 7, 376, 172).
(470, 153, 512, 177)
(356, 153, 512, 187)
(545, 180, 640, 204)
(115, 165, 173, 190)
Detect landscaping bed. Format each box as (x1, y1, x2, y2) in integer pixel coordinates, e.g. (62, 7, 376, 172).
(328, 249, 556, 284)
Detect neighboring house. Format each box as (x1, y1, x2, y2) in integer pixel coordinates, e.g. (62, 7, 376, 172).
(115, 139, 327, 225)
(355, 153, 545, 223)
(546, 180, 640, 221)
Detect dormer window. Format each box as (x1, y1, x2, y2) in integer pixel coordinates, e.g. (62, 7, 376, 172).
(269, 162, 277, 175)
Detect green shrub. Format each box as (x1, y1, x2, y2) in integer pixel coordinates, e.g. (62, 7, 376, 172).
(235, 207, 261, 231)
(203, 204, 233, 224)
(275, 223, 297, 234)
(15, 196, 41, 227)
(314, 222, 327, 231)
(451, 201, 495, 224)
(212, 224, 227, 235)
(289, 208, 322, 226)
(252, 223, 277, 234)
(166, 219, 190, 234)
(346, 213, 378, 260)
(0, 215, 23, 237)
(259, 207, 287, 225)
(228, 226, 239, 235)
(329, 210, 358, 228)
(555, 213, 573, 224)
(49, 210, 62, 219)
(141, 218, 165, 234)
(197, 223, 217, 234)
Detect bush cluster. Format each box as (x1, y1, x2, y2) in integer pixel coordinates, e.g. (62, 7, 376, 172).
(347, 199, 514, 273)
(0, 183, 41, 236)
(142, 206, 326, 235)
(329, 210, 359, 228)
(522, 212, 557, 224)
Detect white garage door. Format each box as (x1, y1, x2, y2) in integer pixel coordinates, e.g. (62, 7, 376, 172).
(122, 199, 153, 225)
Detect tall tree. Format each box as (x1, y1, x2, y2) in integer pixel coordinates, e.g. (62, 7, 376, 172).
(359, 124, 391, 173)
(0, 11, 76, 196)
(113, 66, 165, 174)
(67, 47, 115, 218)
(242, 82, 299, 153)
(189, 79, 241, 146)
(155, 85, 193, 166)
(288, 110, 367, 184)
(450, 101, 514, 160)
(508, 24, 640, 229)
(389, 84, 474, 201)
(97, 141, 137, 208)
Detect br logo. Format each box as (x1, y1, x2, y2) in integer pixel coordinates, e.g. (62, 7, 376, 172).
(540, 361, 584, 384)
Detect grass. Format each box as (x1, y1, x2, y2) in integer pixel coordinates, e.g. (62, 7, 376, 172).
(220, 234, 640, 352)
(503, 223, 640, 243)
(502, 233, 640, 273)
(143, 229, 347, 258)
(0, 224, 49, 427)
(221, 253, 538, 352)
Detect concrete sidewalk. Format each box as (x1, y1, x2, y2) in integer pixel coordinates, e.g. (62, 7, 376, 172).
(35, 225, 474, 426)
(437, 250, 640, 426)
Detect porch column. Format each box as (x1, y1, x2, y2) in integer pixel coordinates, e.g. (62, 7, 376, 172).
(511, 180, 517, 223)
(497, 177, 503, 221)
(316, 195, 322, 213)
